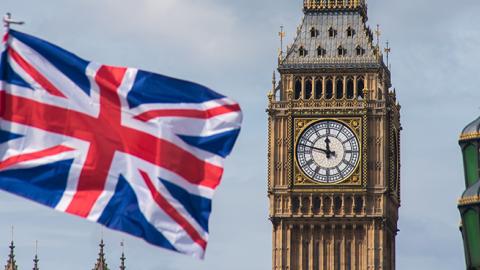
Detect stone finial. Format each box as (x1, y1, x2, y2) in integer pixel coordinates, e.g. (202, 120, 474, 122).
(4, 241, 17, 270)
(92, 240, 109, 270)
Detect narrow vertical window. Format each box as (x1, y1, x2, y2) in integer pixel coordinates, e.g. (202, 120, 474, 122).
(299, 46, 307, 57)
(315, 78, 323, 99)
(356, 46, 365, 56)
(305, 78, 313, 99)
(347, 27, 355, 37)
(326, 79, 333, 99)
(310, 27, 318, 38)
(336, 78, 344, 99)
(317, 46, 326, 57)
(338, 46, 347, 56)
(294, 79, 302, 100)
(329, 27, 337, 38)
(346, 78, 354, 99)
(357, 78, 365, 99)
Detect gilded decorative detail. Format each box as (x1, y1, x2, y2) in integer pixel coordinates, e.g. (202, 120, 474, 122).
(458, 195, 480, 206)
(460, 132, 480, 142)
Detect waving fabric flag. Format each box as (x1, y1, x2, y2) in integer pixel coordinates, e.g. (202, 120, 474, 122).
(0, 29, 242, 258)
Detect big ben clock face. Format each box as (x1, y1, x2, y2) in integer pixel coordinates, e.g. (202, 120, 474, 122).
(296, 120, 360, 184)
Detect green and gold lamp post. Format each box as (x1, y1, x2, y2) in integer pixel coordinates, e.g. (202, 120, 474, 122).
(459, 116, 480, 270)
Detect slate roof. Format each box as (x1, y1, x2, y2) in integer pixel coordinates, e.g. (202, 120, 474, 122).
(280, 9, 384, 70)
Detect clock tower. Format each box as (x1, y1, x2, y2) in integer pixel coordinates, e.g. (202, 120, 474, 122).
(267, 1, 401, 269)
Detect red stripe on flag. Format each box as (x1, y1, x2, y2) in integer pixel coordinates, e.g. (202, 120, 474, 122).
(0, 145, 74, 171)
(8, 48, 66, 98)
(140, 170, 207, 250)
(2, 32, 8, 43)
(134, 104, 241, 121)
(65, 66, 127, 217)
(0, 91, 224, 189)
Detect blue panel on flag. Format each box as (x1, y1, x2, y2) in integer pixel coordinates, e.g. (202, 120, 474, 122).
(0, 50, 33, 89)
(161, 178, 212, 232)
(98, 175, 178, 252)
(127, 70, 225, 108)
(0, 159, 73, 208)
(0, 129, 23, 144)
(179, 129, 241, 158)
(9, 30, 91, 96)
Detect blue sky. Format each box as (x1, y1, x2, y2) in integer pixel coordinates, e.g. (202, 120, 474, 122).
(0, 0, 479, 269)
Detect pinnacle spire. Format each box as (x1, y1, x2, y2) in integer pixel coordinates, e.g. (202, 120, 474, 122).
(119, 241, 126, 270)
(32, 241, 39, 270)
(92, 239, 109, 270)
(119, 252, 126, 270)
(4, 241, 17, 270)
(32, 254, 39, 270)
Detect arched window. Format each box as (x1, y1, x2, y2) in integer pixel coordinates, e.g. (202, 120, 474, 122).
(294, 78, 302, 100)
(336, 78, 344, 99)
(347, 27, 355, 37)
(299, 46, 307, 57)
(346, 78, 354, 99)
(357, 78, 365, 99)
(310, 27, 318, 38)
(315, 78, 323, 99)
(305, 78, 313, 99)
(325, 79, 333, 99)
(378, 89, 383, 100)
(329, 27, 337, 38)
(338, 46, 347, 56)
(354, 196, 364, 214)
(317, 46, 326, 57)
(356, 45, 365, 56)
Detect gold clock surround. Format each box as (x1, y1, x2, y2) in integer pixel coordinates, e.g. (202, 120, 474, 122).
(293, 116, 367, 187)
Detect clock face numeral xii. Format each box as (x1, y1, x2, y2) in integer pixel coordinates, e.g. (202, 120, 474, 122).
(296, 120, 360, 184)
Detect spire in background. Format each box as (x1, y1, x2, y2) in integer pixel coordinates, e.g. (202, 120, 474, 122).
(119, 241, 126, 270)
(4, 240, 18, 270)
(92, 239, 109, 270)
(32, 241, 39, 270)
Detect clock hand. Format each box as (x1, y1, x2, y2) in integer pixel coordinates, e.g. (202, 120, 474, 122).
(299, 144, 336, 157)
(299, 144, 329, 154)
(325, 137, 332, 158)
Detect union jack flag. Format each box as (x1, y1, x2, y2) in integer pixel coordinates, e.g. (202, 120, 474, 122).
(0, 29, 242, 258)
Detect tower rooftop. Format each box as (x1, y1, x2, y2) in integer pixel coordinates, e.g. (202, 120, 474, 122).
(279, 0, 385, 72)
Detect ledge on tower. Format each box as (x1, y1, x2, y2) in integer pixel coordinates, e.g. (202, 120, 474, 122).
(304, 0, 367, 12)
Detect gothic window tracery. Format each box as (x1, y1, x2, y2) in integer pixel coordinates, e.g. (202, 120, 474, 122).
(338, 46, 347, 56)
